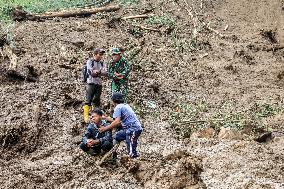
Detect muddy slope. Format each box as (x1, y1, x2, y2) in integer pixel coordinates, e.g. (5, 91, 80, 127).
(0, 0, 284, 188)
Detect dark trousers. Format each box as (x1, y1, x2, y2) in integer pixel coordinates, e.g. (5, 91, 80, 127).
(115, 130, 142, 158)
(80, 140, 113, 154)
(86, 84, 102, 107)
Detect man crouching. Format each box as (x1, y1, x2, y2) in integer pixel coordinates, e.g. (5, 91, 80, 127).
(80, 108, 113, 156)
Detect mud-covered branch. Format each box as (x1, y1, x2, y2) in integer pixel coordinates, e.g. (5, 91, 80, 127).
(13, 5, 120, 21)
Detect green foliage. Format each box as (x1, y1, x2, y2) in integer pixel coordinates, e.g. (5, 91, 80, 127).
(168, 101, 284, 138)
(118, 0, 139, 6)
(0, 0, 111, 22)
(146, 15, 176, 29)
(128, 46, 141, 61)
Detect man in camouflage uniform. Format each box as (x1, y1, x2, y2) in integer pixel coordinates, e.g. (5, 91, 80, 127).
(108, 48, 130, 101)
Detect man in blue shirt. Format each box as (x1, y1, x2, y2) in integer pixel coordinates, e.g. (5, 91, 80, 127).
(80, 108, 113, 156)
(99, 92, 143, 158)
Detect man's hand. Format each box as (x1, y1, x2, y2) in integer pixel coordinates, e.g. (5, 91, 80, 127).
(87, 139, 94, 147)
(99, 127, 107, 133)
(87, 139, 100, 147)
(93, 139, 100, 145)
(94, 70, 101, 75)
(116, 75, 124, 80)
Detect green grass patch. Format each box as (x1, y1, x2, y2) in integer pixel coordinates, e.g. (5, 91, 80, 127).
(146, 15, 176, 29)
(168, 102, 284, 138)
(0, 0, 111, 22)
(118, 0, 139, 6)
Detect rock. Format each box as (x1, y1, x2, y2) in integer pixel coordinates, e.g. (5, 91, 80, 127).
(191, 127, 216, 139)
(255, 131, 284, 143)
(165, 149, 189, 160)
(218, 127, 242, 140)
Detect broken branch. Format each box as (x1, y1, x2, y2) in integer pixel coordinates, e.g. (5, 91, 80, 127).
(204, 22, 224, 37)
(121, 14, 155, 20)
(263, 45, 284, 52)
(13, 5, 120, 21)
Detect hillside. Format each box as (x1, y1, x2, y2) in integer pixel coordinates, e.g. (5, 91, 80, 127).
(0, 0, 284, 188)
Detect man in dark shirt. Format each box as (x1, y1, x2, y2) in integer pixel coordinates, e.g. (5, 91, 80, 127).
(80, 108, 113, 156)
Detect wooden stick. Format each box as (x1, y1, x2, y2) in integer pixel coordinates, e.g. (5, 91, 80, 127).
(14, 5, 120, 21)
(97, 143, 120, 166)
(0, 49, 3, 59)
(183, 0, 194, 19)
(203, 22, 224, 37)
(121, 14, 155, 20)
(35, 5, 120, 19)
(180, 118, 250, 123)
(263, 45, 284, 52)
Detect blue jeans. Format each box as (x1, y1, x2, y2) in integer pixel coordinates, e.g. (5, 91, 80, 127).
(114, 129, 142, 158)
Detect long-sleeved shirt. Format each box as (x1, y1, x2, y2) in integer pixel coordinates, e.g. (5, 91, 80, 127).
(82, 120, 112, 145)
(86, 58, 108, 85)
(108, 56, 130, 82)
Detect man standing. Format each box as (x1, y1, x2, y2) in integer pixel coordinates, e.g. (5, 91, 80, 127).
(83, 48, 107, 123)
(108, 48, 130, 101)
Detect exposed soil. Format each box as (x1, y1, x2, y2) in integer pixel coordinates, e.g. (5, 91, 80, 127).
(0, 0, 284, 188)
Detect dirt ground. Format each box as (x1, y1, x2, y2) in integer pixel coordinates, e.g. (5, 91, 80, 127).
(0, 0, 284, 188)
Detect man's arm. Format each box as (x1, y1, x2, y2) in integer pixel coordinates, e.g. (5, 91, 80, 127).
(108, 62, 115, 79)
(102, 115, 114, 123)
(100, 61, 108, 77)
(82, 125, 92, 144)
(99, 117, 121, 132)
(87, 60, 97, 77)
(119, 58, 130, 78)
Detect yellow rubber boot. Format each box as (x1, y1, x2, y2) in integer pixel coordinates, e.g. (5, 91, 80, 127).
(83, 105, 90, 123)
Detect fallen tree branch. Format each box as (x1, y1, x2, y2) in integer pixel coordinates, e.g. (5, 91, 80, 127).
(183, 0, 194, 19)
(180, 118, 250, 124)
(0, 49, 3, 59)
(121, 14, 155, 20)
(37, 5, 120, 19)
(263, 45, 284, 52)
(13, 5, 120, 21)
(204, 22, 224, 37)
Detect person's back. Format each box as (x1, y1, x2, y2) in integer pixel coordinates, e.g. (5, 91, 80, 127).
(113, 103, 142, 132)
(99, 93, 143, 158)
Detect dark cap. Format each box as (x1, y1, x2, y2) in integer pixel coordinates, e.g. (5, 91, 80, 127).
(94, 48, 105, 55)
(112, 92, 124, 103)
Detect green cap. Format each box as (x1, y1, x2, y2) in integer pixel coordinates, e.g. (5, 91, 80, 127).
(111, 47, 121, 55)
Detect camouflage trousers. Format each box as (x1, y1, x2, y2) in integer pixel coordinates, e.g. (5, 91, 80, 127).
(111, 80, 128, 101)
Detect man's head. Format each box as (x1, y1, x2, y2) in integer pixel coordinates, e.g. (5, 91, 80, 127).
(111, 47, 121, 62)
(112, 92, 125, 105)
(90, 108, 104, 124)
(93, 48, 105, 61)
